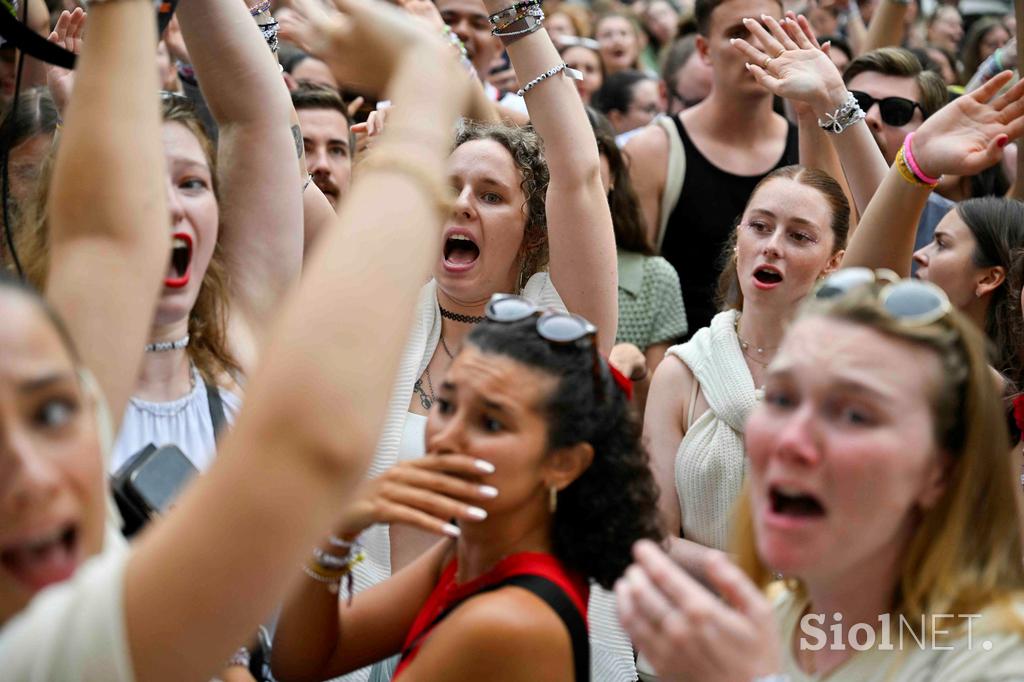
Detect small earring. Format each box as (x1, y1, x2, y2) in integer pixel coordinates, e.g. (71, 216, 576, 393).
(549, 486, 558, 514)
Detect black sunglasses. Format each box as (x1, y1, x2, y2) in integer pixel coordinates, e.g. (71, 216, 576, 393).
(849, 90, 922, 127)
(811, 268, 952, 326)
(485, 294, 605, 402)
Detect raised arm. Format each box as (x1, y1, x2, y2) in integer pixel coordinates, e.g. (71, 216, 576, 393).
(175, 0, 304, 346)
(735, 14, 888, 220)
(485, 7, 618, 352)
(863, 0, 908, 52)
(845, 72, 1024, 274)
(44, 0, 167, 430)
(123, 3, 470, 679)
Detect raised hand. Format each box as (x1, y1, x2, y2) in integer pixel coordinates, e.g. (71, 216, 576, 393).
(278, 0, 450, 96)
(731, 13, 847, 117)
(616, 540, 781, 682)
(332, 455, 499, 540)
(161, 15, 190, 65)
(911, 71, 1024, 179)
(45, 8, 86, 115)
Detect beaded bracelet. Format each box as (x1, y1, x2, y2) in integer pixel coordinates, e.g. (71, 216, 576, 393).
(902, 132, 940, 185)
(248, 0, 270, 15)
(488, 0, 541, 27)
(492, 4, 543, 31)
(817, 91, 865, 134)
(493, 12, 544, 43)
(516, 63, 583, 97)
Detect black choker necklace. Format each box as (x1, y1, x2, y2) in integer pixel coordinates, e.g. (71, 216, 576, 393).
(439, 305, 485, 324)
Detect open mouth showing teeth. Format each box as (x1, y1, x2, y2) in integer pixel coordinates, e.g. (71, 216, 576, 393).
(165, 234, 193, 288)
(444, 234, 480, 266)
(1, 525, 79, 591)
(754, 268, 783, 284)
(770, 487, 825, 517)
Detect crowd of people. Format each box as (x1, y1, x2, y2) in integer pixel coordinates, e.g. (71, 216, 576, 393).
(1, 0, 1024, 678)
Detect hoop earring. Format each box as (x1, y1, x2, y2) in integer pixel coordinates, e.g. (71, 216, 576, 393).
(549, 485, 558, 513)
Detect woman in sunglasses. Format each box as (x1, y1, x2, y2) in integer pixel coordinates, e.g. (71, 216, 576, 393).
(733, 15, 1024, 392)
(617, 271, 1024, 680)
(272, 295, 661, 682)
(0, 0, 473, 679)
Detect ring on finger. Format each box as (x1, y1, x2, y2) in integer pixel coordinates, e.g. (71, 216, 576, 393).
(763, 56, 773, 69)
(774, 48, 785, 58)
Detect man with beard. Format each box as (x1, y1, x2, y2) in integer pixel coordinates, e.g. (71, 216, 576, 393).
(292, 84, 352, 212)
(842, 47, 953, 252)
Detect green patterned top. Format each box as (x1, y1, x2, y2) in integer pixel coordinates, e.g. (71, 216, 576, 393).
(615, 250, 687, 350)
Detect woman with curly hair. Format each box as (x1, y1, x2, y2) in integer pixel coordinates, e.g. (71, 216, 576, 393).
(282, 0, 625, 677)
(272, 299, 661, 682)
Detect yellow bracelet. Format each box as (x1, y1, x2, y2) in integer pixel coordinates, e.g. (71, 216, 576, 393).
(894, 147, 937, 188)
(356, 152, 455, 218)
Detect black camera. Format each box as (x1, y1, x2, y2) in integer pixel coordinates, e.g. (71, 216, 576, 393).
(111, 443, 198, 538)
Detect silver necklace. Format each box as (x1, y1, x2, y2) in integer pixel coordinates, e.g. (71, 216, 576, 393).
(734, 317, 778, 355)
(145, 335, 190, 353)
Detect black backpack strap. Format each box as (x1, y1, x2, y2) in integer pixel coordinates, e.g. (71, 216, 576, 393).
(400, 574, 589, 682)
(204, 379, 228, 439)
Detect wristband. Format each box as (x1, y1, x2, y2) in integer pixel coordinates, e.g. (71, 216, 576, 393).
(817, 91, 865, 134)
(516, 62, 583, 97)
(903, 132, 940, 185)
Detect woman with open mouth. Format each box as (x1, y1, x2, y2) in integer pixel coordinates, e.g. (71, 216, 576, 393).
(18, 0, 306, 478)
(618, 271, 1024, 680)
(0, 0, 472, 679)
(282, 0, 627, 678)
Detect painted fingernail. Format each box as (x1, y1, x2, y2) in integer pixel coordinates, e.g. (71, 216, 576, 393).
(730, 38, 736, 43)
(442, 523, 462, 537)
(999, 136, 1009, 148)
(474, 459, 496, 473)
(478, 485, 499, 498)
(761, 13, 770, 20)
(742, 16, 753, 22)
(466, 506, 488, 520)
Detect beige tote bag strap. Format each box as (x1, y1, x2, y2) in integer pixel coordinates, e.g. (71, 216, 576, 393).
(655, 115, 686, 253)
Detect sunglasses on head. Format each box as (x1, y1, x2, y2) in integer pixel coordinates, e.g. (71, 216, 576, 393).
(485, 294, 606, 402)
(811, 267, 952, 326)
(849, 90, 922, 127)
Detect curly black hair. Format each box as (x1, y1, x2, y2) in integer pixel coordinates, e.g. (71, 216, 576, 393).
(466, 317, 663, 589)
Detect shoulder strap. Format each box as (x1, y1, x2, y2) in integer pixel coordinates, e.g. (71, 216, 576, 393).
(400, 574, 590, 682)
(204, 379, 228, 439)
(655, 115, 686, 253)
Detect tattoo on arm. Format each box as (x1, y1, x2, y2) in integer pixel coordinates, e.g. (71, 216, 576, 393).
(292, 124, 303, 160)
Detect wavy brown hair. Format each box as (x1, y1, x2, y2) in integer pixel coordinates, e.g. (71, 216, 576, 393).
(15, 94, 242, 387)
(455, 121, 550, 291)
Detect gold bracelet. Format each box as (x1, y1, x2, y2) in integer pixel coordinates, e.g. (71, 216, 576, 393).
(357, 152, 455, 217)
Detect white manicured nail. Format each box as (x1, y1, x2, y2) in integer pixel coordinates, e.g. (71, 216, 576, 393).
(479, 485, 499, 498)
(474, 459, 496, 473)
(442, 523, 461, 537)
(467, 506, 488, 520)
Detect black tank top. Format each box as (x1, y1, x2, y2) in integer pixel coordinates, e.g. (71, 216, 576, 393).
(661, 114, 799, 337)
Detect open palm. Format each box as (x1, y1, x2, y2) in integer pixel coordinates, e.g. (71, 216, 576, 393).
(45, 8, 86, 115)
(912, 72, 1024, 178)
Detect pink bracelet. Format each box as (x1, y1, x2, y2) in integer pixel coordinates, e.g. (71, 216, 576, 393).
(903, 133, 940, 185)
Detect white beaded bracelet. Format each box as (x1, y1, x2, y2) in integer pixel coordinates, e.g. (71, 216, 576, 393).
(516, 63, 583, 97)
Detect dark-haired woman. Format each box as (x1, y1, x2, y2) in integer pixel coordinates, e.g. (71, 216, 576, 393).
(272, 297, 662, 682)
(592, 70, 663, 142)
(588, 109, 686, 408)
(283, 0, 627, 677)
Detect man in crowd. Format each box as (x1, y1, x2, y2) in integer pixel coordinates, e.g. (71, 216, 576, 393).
(625, 0, 798, 334)
(292, 85, 353, 212)
(842, 47, 953, 252)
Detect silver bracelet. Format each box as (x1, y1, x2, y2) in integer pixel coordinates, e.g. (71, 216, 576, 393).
(516, 63, 583, 97)
(817, 91, 865, 134)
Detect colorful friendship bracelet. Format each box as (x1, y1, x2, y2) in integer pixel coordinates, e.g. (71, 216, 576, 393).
(902, 132, 941, 186)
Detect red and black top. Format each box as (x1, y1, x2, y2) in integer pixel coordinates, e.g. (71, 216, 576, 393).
(393, 552, 590, 680)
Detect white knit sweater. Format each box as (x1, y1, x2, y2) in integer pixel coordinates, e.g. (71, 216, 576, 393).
(347, 275, 637, 682)
(668, 309, 761, 551)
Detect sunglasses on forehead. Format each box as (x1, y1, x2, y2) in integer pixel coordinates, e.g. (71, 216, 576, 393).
(811, 267, 952, 326)
(485, 294, 609, 402)
(849, 90, 923, 128)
